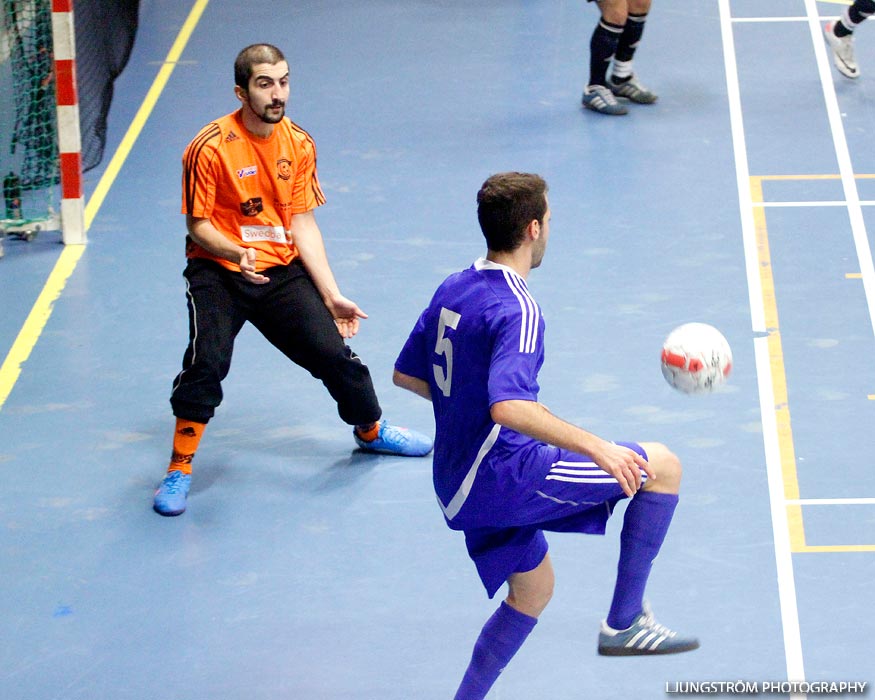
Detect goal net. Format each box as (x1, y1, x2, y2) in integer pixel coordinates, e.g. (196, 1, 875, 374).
(0, 0, 60, 236)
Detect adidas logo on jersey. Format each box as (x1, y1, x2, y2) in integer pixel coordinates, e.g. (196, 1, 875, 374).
(225, 130, 240, 142)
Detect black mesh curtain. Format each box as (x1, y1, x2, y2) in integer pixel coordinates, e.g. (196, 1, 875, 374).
(74, 0, 140, 172)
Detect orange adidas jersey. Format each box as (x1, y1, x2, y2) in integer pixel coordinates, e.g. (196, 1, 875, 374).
(181, 109, 326, 271)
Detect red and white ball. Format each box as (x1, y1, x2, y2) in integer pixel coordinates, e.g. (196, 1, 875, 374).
(660, 323, 732, 395)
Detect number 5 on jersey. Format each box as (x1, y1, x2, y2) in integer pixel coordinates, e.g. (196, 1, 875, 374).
(433, 307, 461, 397)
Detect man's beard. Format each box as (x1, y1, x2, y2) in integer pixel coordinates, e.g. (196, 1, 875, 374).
(531, 242, 546, 269)
(258, 101, 285, 124)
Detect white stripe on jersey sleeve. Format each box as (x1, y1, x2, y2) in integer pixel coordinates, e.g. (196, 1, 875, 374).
(502, 269, 540, 353)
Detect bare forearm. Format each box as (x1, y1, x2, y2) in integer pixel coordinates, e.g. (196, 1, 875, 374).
(187, 215, 246, 264)
(291, 212, 340, 301)
(393, 370, 432, 400)
(492, 399, 651, 496)
(490, 400, 605, 458)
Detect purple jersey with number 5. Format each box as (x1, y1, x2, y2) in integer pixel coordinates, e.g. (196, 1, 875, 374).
(395, 258, 546, 526)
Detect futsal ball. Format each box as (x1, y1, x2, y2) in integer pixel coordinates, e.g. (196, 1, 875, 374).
(660, 323, 732, 395)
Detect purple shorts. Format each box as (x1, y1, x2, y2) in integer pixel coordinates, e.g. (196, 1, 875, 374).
(458, 441, 648, 598)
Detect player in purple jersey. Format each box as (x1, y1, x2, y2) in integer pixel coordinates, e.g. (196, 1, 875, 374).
(394, 173, 698, 699)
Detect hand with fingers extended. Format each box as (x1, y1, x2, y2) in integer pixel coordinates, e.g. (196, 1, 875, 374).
(326, 294, 368, 339)
(239, 248, 270, 284)
(591, 439, 655, 497)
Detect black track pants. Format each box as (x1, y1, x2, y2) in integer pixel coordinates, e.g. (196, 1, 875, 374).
(169, 258, 382, 426)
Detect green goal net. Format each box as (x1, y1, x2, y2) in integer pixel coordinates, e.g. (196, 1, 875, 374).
(0, 0, 60, 249)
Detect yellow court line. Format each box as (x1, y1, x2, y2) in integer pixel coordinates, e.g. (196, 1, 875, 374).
(0, 245, 85, 408)
(0, 0, 209, 412)
(751, 174, 874, 553)
(750, 176, 806, 551)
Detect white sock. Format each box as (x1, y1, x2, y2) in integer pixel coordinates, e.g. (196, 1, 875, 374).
(612, 59, 633, 81)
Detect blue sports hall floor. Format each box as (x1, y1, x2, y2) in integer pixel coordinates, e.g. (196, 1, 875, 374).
(1, 1, 873, 698)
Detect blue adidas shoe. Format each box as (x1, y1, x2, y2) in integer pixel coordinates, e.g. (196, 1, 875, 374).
(598, 602, 699, 656)
(581, 84, 628, 115)
(153, 470, 191, 516)
(354, 421, 433, 457)
(608, 74, 658, 104)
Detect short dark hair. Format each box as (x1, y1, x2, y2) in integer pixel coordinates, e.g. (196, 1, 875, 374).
(476, 172, 548, 253)
(234, 44, 286, 90)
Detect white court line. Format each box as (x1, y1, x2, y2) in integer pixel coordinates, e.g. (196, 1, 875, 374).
(755, 200, 875, 208)
(718, 0, 765, 333)
(787, 498, 875, 506)
(804, 0, 875, 348)
(719, 0, 806, 691)
(731, 16, 838, 23)
(755, 338, 807, 689)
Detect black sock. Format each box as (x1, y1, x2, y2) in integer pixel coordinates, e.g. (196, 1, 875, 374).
(838, 0, 875, 35)
(849, 0, 875, 26)
(589, 19, 623, 86)
(615, 13, 647, 64)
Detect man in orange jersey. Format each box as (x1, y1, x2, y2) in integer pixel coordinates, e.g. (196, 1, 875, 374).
(153, 43, 432, 516)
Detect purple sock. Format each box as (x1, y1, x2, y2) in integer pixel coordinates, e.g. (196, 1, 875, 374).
(454, 601, 538, 700)
(606, 491, 679, 630)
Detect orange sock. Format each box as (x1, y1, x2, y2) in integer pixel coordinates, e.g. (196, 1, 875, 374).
(355, 422, 380, 442)
(168, 418, 206, 475)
